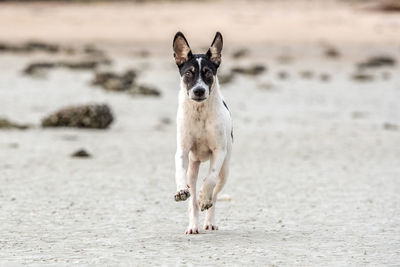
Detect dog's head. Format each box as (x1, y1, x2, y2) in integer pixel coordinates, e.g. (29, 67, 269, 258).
(173, 32, 223, 102)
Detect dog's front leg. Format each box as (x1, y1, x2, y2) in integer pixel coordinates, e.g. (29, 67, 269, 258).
(174, 148, 190, 201)
(186, 160, 200, 234)
(198, 148, 226, 211)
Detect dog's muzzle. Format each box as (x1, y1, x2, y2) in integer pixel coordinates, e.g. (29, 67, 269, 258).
(192, 87, 206, 102)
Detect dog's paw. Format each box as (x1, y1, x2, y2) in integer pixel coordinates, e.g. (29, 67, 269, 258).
(204, 224, 218, 231)
(198, 200, 213, 211)
(198, 185, 213, 211)
(185, 226, 200, 235)
(174, 188, 190, 201)
(198, 195, 213, 211)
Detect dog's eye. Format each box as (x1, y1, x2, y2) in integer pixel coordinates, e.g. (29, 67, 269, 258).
(184, 71, 193, 78)
(204, 69, 213, 78)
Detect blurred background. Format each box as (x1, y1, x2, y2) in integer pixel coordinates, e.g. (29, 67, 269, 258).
(0, 0, 399, 265)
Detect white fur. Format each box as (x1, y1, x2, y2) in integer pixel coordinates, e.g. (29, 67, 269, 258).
(174, 72, 232, 235)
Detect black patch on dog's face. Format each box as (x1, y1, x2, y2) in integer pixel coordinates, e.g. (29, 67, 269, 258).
(179, 54, 217, 92)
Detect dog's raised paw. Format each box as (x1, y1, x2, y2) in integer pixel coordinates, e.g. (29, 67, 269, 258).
(174, 189, 190, 201)
(198, 198, 213, 211)
(198, 182, 215, 211)
(198, 189, 213, 211)
(204, 224, 218, 231)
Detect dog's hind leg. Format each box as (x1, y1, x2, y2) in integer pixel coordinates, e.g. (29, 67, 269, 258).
(198, 148, 226, 211)
(203, 156, 230, 231)
(185, 159, 200, 234)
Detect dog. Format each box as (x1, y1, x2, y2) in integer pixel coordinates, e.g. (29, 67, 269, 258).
(172, 32, 233, 234)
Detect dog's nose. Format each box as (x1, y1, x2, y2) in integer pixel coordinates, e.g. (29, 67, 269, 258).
(193, 87, 205, 97)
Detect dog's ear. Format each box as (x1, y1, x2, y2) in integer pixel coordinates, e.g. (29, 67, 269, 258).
(173, 32, 193, 66)
(206, 32, 223, 67)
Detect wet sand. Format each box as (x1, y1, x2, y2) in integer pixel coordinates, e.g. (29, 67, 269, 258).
(0, 0, 400, 265)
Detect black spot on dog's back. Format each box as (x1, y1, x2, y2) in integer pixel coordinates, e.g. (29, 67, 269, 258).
(222, 100, 230, 112)
(222, 100, 233, 140)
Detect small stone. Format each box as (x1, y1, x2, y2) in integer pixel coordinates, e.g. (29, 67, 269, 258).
(42, 104, 113, 129)
(8, 143, 19, 148)
(258, 82, 276, 91)
(351, 73, 374, 82)
(0, 41, 60, 53)
(320, 73, 331, 82)
(231, 48, 249, 59)
(92, 70, 139, 92)
(357, 56, 396, 69)
(383, 122, 398, 131)
(376, 0, 400, 12)
(218, 72, 235, 85)
(277, 71, 289, 80)
(299, 70, 314, 79)
(0, 118, 30, 130)
(23, 62, 56, 76)
(351, 111, 367, 119)
(23, 59, 110, 76)
(137, 50, 150, 57)
(160, 117, 172, 125)
(71, 149, 91, 158)
(324, 47, 340, 58)
(129, 84, 161, 96)
(231, 64, 266, 75)
(83, 45, 105, 56)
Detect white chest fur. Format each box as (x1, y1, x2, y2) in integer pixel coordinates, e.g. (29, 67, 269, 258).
(176, 80, 231, 161)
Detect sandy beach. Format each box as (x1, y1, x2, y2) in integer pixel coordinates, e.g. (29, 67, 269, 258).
(0, 0, 399, 265)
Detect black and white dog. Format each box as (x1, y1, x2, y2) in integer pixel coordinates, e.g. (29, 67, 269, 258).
(173, 32, 233, 234)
